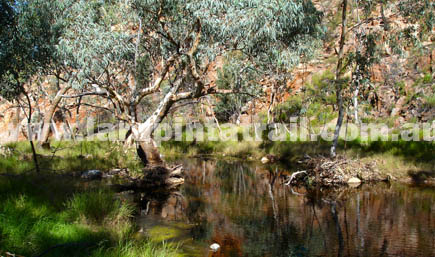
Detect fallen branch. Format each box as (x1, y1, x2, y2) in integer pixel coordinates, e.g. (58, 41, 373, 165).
(284, 170, 307, 186)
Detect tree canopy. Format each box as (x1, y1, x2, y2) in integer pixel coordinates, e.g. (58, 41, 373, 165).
(0, 0, 64, 100)
(54, 0, 323, 130)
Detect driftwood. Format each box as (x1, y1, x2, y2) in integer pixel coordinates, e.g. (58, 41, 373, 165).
(284, 170, 307, 186)
(285, 155, 380, 187)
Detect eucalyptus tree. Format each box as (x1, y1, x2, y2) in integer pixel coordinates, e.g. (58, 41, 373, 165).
(58, 0, 323, 164)
(0, 0, 66, 171)
(214, 56, 261, 123)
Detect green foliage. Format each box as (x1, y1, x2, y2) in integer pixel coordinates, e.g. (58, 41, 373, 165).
(346, 32, 379, 87)
(272, 95, 303, 123)
(422, 73, 433, 84)
(395, 81, 406, 96)
(272, 70, 337, 126)
(306, 70, 336, 105)
(0, 0, 64, 100)
(214, 55, 261, 122)
(57, 0, 135, 90)
(134, 0, 323, 70)
(90, 241, 178, 257)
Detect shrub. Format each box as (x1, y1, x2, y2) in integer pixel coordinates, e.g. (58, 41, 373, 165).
(273, 95, 303, 123)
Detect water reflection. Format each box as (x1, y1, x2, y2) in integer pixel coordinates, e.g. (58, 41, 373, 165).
(137, 159, 435, 257)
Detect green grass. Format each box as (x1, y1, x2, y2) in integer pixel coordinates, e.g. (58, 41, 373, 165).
(66, 189, 134, 228)
(0, 140, 144, 175)
(424, 94, 435, 108)
(0, 175, 178, 257)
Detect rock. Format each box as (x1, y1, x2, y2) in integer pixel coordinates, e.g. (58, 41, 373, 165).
(210, 243, 220, 252)
(261, 154, 278, 164)
(81, 170, 102, 180)
(0, 146, 13, 157)
(347, 177, 361, 185)
(261, 156, 270, 164)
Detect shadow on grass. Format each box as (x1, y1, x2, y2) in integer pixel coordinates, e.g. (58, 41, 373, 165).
(342, 139, 435, 165)
(0, 175, 108, 257)
(0, 173, 178, 257)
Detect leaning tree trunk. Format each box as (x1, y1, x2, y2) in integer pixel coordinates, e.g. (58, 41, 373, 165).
(131, 82, 181, 166)
(331, 0, 348, 158)
(39, 85, 71, 146)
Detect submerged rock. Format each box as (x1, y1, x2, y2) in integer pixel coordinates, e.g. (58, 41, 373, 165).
(81, 170, 102, 180)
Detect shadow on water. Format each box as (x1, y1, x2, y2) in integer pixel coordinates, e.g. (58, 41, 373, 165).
(137, 158, 435, 257)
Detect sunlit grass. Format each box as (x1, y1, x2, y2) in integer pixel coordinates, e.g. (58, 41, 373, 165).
(0, 140, 144, 175)
(0, 175, 178, 257)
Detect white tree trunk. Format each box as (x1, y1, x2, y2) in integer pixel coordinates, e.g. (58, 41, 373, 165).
(353, 84, 359, 123)
(132, 80, 182, 165)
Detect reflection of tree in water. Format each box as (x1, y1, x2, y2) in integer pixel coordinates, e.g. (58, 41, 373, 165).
(137, 159, 435, 257)
(138, 189, 186, 220)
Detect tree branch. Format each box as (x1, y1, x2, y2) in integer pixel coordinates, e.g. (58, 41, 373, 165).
(135, 54, 177, 104)
(61, 91, 107, 98)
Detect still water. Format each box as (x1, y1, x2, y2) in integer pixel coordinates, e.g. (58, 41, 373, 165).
(137, 159, 435, 257)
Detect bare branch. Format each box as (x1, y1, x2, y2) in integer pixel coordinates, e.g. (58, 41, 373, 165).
(61, 91, 107, 98)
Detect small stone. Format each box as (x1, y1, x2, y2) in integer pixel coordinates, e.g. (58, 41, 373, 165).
(347, 177, 361, 185)
(261, 156, 269, 164)
(210, 243, 220, 252)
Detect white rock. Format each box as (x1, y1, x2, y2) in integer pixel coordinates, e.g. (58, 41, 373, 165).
(210, 243, 220, 252)
(261, 156, 269, 164)
(347, 177, 361, 184)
